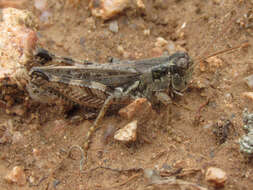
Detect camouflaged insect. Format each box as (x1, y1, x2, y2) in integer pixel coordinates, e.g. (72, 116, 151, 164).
(27, 48, 193, 152)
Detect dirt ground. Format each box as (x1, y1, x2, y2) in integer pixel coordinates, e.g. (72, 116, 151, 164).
(1, 0, 253, 189)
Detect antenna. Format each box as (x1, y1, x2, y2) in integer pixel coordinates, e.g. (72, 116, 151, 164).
(190, 41, 250, 70)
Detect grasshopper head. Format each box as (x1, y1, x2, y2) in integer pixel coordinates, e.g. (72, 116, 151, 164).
(29, 68, 50, 86)
(168, 52, 193, 94)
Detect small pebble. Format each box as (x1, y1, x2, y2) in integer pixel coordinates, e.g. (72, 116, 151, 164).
(85, 17, 96, 30)
(109, 20, 118, 33)
(143, 29, 150, 36)
(53, 179, 61, 188)
(32, 148, 40, 157)
(239, 132, 253, 155)
(224, 93, 233, 102)
(5, 166, 26, 186)
(34, 0, 47, 11)
(244, 74, 253, 89)
(114, 120, 138, 143)
(28, 176, 35, 184)
(206, 57, 223, 71)
(242, 92, 253, 102)
(199, 56, 223, 72)
(89, 0, 130, 20)
(136, 0, 145, 9)
(40, 11, 52, 22)
(117, 45, 129, 58)
(243, 108, 253, 132)
(119, 98, 151, 119)
(12, 132, 24, 144)
(143, 168, 162, 183)
(0, 8, 38, 71)
(155, 37, 168, 47)
(205, 167, 227, 187)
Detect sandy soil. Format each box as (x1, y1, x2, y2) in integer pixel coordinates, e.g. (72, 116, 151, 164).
(1, 0, 253, 189)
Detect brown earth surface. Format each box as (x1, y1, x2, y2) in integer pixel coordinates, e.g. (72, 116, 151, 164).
(1, 0, 253, 189)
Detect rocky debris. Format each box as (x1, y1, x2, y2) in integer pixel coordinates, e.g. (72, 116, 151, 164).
(239, 109, 253, 156)
(243, 108, 253, 132)
(236, 9, 253, 29)
(32, 148, 41, 157)
(144, 168, 163, 183)
(244, 74, 253, 89)
(0, 8, 37, 110)
(89, 0, 130, 20)
(152, 39, 186, 57)
(155, 37, 168, 47)
(89, 0, 146, 20)
(116, 45, 129, 58)
(135, 0, 145, 9)
(118, 98, 152, 120)
(4, 166, 26, 186)
(34, 0, 47, 11)
(0, 0, 26, 8)
(0, 120, 26, 145)
(12, 131, 24, 144)
(242, 92, 253, 102)
(0, 8, 37, 91)
(205, 167, 227, 187)
(34, 0, 52, 23)
(199, 57, 223, 72)
(39, 10, 52, 22)
(143, 29, 150, 36)
(152, 37, 168, 56)
(239, 132, 253, 155)
(114, 120, 137, 143)
(109, 20, 119, 33)
(0, 8, 37, 69)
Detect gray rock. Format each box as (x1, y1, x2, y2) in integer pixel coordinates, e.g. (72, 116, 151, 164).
(239, 132, 253, 155)
(243, 108, 253, 132)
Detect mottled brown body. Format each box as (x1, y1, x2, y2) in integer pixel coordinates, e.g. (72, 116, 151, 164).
(27, 49, 193, 160)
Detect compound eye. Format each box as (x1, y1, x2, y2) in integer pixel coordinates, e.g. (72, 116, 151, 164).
(172, 73, 186, 91)
(30, 71, 49, 86)
(152, 66, 168, 80)
(177, 57, 188, 69)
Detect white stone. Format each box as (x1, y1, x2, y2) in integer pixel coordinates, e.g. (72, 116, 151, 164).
(34, 0, 47, 11)
(155, 37, 168, 47)
(89, 0, 130, 20)
(109, 20, 119, 33)
(205, 167, 227, 187)
(114, 120, 137, 142)
(242, 92, 253, 102)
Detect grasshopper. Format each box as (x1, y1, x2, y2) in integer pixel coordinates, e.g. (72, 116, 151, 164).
(27, 48, 193, 154)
